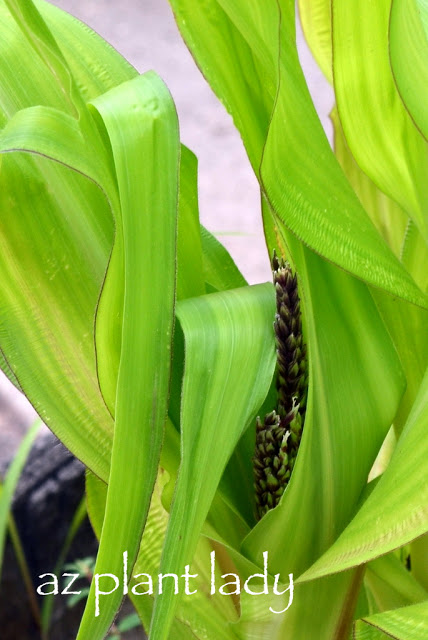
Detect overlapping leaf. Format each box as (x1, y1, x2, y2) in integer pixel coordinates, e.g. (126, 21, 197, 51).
(168, 0, 426, 306)
(0, 0, 135, 480)
(0, 0, 246, 478)
(298, 0, 332, 82)
(355, 601, 428, 640)
(74, 72, 179, 640)
(332, 0, 428, 239)
(149, 283, 276, 639)
(238, 206, 404, 638)
(299, 365, 428, 583)
(332, 106, 428, 432)
(364, 554, 427, 614)
(390, 0, 428, 142)
(86, 467, 241, 640)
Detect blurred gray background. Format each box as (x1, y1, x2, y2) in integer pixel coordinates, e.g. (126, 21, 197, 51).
(1, 0, 333, 460)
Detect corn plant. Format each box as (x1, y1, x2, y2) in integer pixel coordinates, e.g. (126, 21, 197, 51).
(0, 0, 427, 639)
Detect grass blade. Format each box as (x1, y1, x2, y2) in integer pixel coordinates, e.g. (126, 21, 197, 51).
(0, 419, 41, 571)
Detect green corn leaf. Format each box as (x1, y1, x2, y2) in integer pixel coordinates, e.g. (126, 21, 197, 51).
(0, 105, 115, 198)
(0, 0, 246, 483)
(298, 0, 332, 83)
(238, 206, 404, 638)
(149, 283, 276, 640)
(200, 226, 248, 292)
(331, 107, 408, 259)
(364, 554, 428, 613)
(299, 364, 428, 583)
(332, 0, 428, 239)
(0, 348, 22, 391)
(74, 72, 179, 640)
(0, 149, 114, 481)
(353, 620, 392, 640)
(94, 143, 208, 415)
(0, 0, 134, 482)
(355, 601, 428, 640)
(331, 104, 428, 433)
(390, 0, 428, 142)
(86, 461, 240, 639)
(168, 0, 427, 307)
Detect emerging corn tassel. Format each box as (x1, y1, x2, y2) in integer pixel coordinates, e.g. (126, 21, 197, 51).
(253, 252, 307, 520)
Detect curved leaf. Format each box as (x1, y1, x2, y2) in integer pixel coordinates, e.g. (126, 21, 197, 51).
(0, 148, 114, 480)
(149, 283, 276, 640)
(300, 365, 428, 583)
(390, 0, 428, 142)
(357, 601, 428, 640)
(298, 0, 332, 82)
(331, 105, 428, 433)
(332, 0, 428, 237)
(86, 468, 241, 640)
(240, 206, 405, 638)
(0, 0, 136, 481)
(75, 73, 179, 640)
(168, 0, 427, 306)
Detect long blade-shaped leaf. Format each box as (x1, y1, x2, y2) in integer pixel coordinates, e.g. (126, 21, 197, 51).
(0, 419, 41, 572)
(168, 0, 427, 306)
(364, 554, 428, 613)
(332, 0, 428, 238)
(0, 147, 113, 480)
(298, 0, 332, 82)
(75, 72, 179, 640)
(331, 105, 428, 433)
(86, 466, 241, 640)
(300, 365, 428, 583)
(240, 205, 404, 638)
(356, 601, 428, 640)
(149, 283, 276, 640)
(390, 0, 428, 142)
(0, 0, 137, 481)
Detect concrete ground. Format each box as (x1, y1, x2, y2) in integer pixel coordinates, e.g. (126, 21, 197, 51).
(0, 0, 333, 473)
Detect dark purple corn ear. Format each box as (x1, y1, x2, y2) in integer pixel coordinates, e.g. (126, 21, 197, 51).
(272, 251, 307, 419)
(253, 252, 308, 520)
